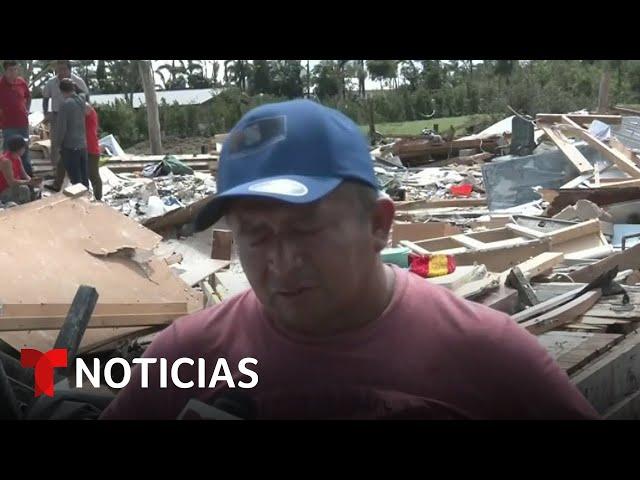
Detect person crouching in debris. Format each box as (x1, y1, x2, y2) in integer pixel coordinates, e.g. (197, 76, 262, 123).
(100, 100, 600, 420)
(82, 94, 103, 200)
(0, 135, 39, 205)
(57, 78, 88, 188)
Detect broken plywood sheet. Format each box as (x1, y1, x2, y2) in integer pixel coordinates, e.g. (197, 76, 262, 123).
(0, 194, 202, 337)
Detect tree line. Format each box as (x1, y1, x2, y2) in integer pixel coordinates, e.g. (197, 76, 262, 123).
(5, 60, 640, 148)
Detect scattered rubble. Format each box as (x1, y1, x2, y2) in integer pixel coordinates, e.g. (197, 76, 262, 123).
(4, 108, 640, 419)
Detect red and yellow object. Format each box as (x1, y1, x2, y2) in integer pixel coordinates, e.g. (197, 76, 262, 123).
(408, 253, 456, 278)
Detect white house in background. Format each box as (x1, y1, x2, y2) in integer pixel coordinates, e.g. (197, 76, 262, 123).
(29, 88, 222, 126)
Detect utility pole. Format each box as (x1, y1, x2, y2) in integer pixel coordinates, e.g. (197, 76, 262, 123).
(597, 61, 611, 114)
(138, 60, 163, 155)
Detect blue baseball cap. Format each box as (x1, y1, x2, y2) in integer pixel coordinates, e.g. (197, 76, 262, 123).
(194, 99, 380, 231)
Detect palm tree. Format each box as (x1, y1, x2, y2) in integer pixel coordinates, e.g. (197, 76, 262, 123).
(227, 60, 251, 90)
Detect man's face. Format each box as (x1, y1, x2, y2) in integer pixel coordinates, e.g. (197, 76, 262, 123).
(228, 184, 390, 335)
(4, 65, 19, 83)
(57, 65, 70, 79)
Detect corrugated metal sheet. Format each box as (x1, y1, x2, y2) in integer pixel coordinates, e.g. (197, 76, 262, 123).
(611, 116, 640, 151)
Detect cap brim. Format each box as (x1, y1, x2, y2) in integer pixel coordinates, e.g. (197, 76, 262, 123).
(193, 175, 343, 232)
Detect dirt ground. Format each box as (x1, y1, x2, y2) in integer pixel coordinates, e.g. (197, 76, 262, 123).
(127, 135, 214, 155)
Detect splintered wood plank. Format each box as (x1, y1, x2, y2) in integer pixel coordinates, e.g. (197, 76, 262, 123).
(539, 124, 593, 174)
(521, 289, 602, 335)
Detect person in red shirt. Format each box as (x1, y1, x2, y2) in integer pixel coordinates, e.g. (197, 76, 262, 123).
(0, 61, 32, 176)
(0, 135, 37, 205)
(83, 96, 102, 200)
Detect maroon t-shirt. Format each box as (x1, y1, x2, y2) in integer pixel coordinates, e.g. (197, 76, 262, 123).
(0, 76, 30, 129)
(100, 266, 599, 420)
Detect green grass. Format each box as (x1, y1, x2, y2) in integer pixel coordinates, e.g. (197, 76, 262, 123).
(358, 114, 494, 137)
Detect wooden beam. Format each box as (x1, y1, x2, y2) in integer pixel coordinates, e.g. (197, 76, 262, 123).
(521, 289, 602, 335)
(536, 113, 622, 125)
(512, 286, 586, 323)
(539, 124, 593, 173)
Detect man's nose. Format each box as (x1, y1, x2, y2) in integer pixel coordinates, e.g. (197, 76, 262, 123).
(266, 236, 304, 275)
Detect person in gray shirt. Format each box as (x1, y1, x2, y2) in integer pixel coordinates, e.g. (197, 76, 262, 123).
(42, 60, 89, 191)
(57, 78, 88, 187)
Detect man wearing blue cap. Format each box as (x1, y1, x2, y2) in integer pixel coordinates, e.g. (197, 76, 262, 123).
(101, 100, 598, 420)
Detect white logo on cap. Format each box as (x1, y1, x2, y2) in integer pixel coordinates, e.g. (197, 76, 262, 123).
(248, 179, 309, 197)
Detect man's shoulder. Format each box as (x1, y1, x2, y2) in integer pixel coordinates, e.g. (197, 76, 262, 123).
(399, 267, 519, 344)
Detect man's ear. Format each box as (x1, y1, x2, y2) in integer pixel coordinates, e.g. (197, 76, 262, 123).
(370, 197, 395, 253)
